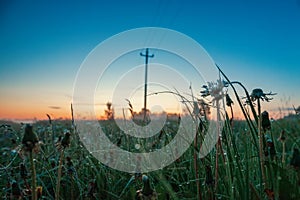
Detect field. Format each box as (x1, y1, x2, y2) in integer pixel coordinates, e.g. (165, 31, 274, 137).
(1, 77, 300, 200)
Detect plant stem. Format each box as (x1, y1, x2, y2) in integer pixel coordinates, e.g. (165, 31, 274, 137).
(29, 150, 37, 200)
(194, 122, 202, 200)
(282, 142, 286, 165)
(56, 150, 64, 200)
(216, 65, 258, 150)
(214, 99, 221, 193)
(257, 98, 267, 192)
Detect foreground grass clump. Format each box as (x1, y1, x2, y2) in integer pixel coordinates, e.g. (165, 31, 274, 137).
(1, 70, 300, 199)
(0, 116, 300, 199)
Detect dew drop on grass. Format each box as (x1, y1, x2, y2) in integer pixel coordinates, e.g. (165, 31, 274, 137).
(11, 150, 17, 154)
(135, 144, 141, 150)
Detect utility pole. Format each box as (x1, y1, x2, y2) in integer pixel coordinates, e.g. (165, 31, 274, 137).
(140, 48, 154, 122)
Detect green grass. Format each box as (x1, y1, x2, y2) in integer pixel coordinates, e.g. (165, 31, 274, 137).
(1, 70, 300, 199)
(1, 114, 299, 199)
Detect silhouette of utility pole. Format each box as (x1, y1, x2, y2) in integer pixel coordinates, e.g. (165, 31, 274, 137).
(140, 48, 154, 122)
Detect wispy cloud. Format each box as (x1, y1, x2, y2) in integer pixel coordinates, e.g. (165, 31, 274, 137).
(48, 106, 61, 110)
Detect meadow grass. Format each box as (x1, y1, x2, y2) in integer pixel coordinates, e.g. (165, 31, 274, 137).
(1, 71, 300, 199)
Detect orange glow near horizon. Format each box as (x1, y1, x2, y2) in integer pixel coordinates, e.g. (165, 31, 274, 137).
(0, 100, 294, 122)
(0, 100, 71, 121)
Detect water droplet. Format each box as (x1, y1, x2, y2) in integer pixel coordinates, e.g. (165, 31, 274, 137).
(135, 144, 141, 150)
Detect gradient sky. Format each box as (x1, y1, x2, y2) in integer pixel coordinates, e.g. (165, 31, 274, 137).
(1, 0, 300, 120)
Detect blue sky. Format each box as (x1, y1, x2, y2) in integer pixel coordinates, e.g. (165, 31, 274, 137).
(1, 0, 300, 120)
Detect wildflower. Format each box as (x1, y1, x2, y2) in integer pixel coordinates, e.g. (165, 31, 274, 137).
(290, 148, 300, 169)
(22, 124, 39, 152)
(201, 79, 227, 101)
(136, 175, 157, 200)
(261, 111, 271, 132)
(200, 85, 209, 97)
(250, 88, 276, 102)
(56, 130, 71, 150)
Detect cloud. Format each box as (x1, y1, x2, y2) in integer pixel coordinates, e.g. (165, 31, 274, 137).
(48, 106, 61, 110)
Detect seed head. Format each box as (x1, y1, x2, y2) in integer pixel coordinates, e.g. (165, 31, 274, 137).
(61, 130, 71, 149)
(261, 111, 271, 132)
(226, 94, 233, 107)
(265, 138, 276, 159)
(22, 124, 39, 152)
(136, 175, 157, 199)
(250, 88, 276, 102)
(201, 79, 226, 101)
(11, 180, 22, 197)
